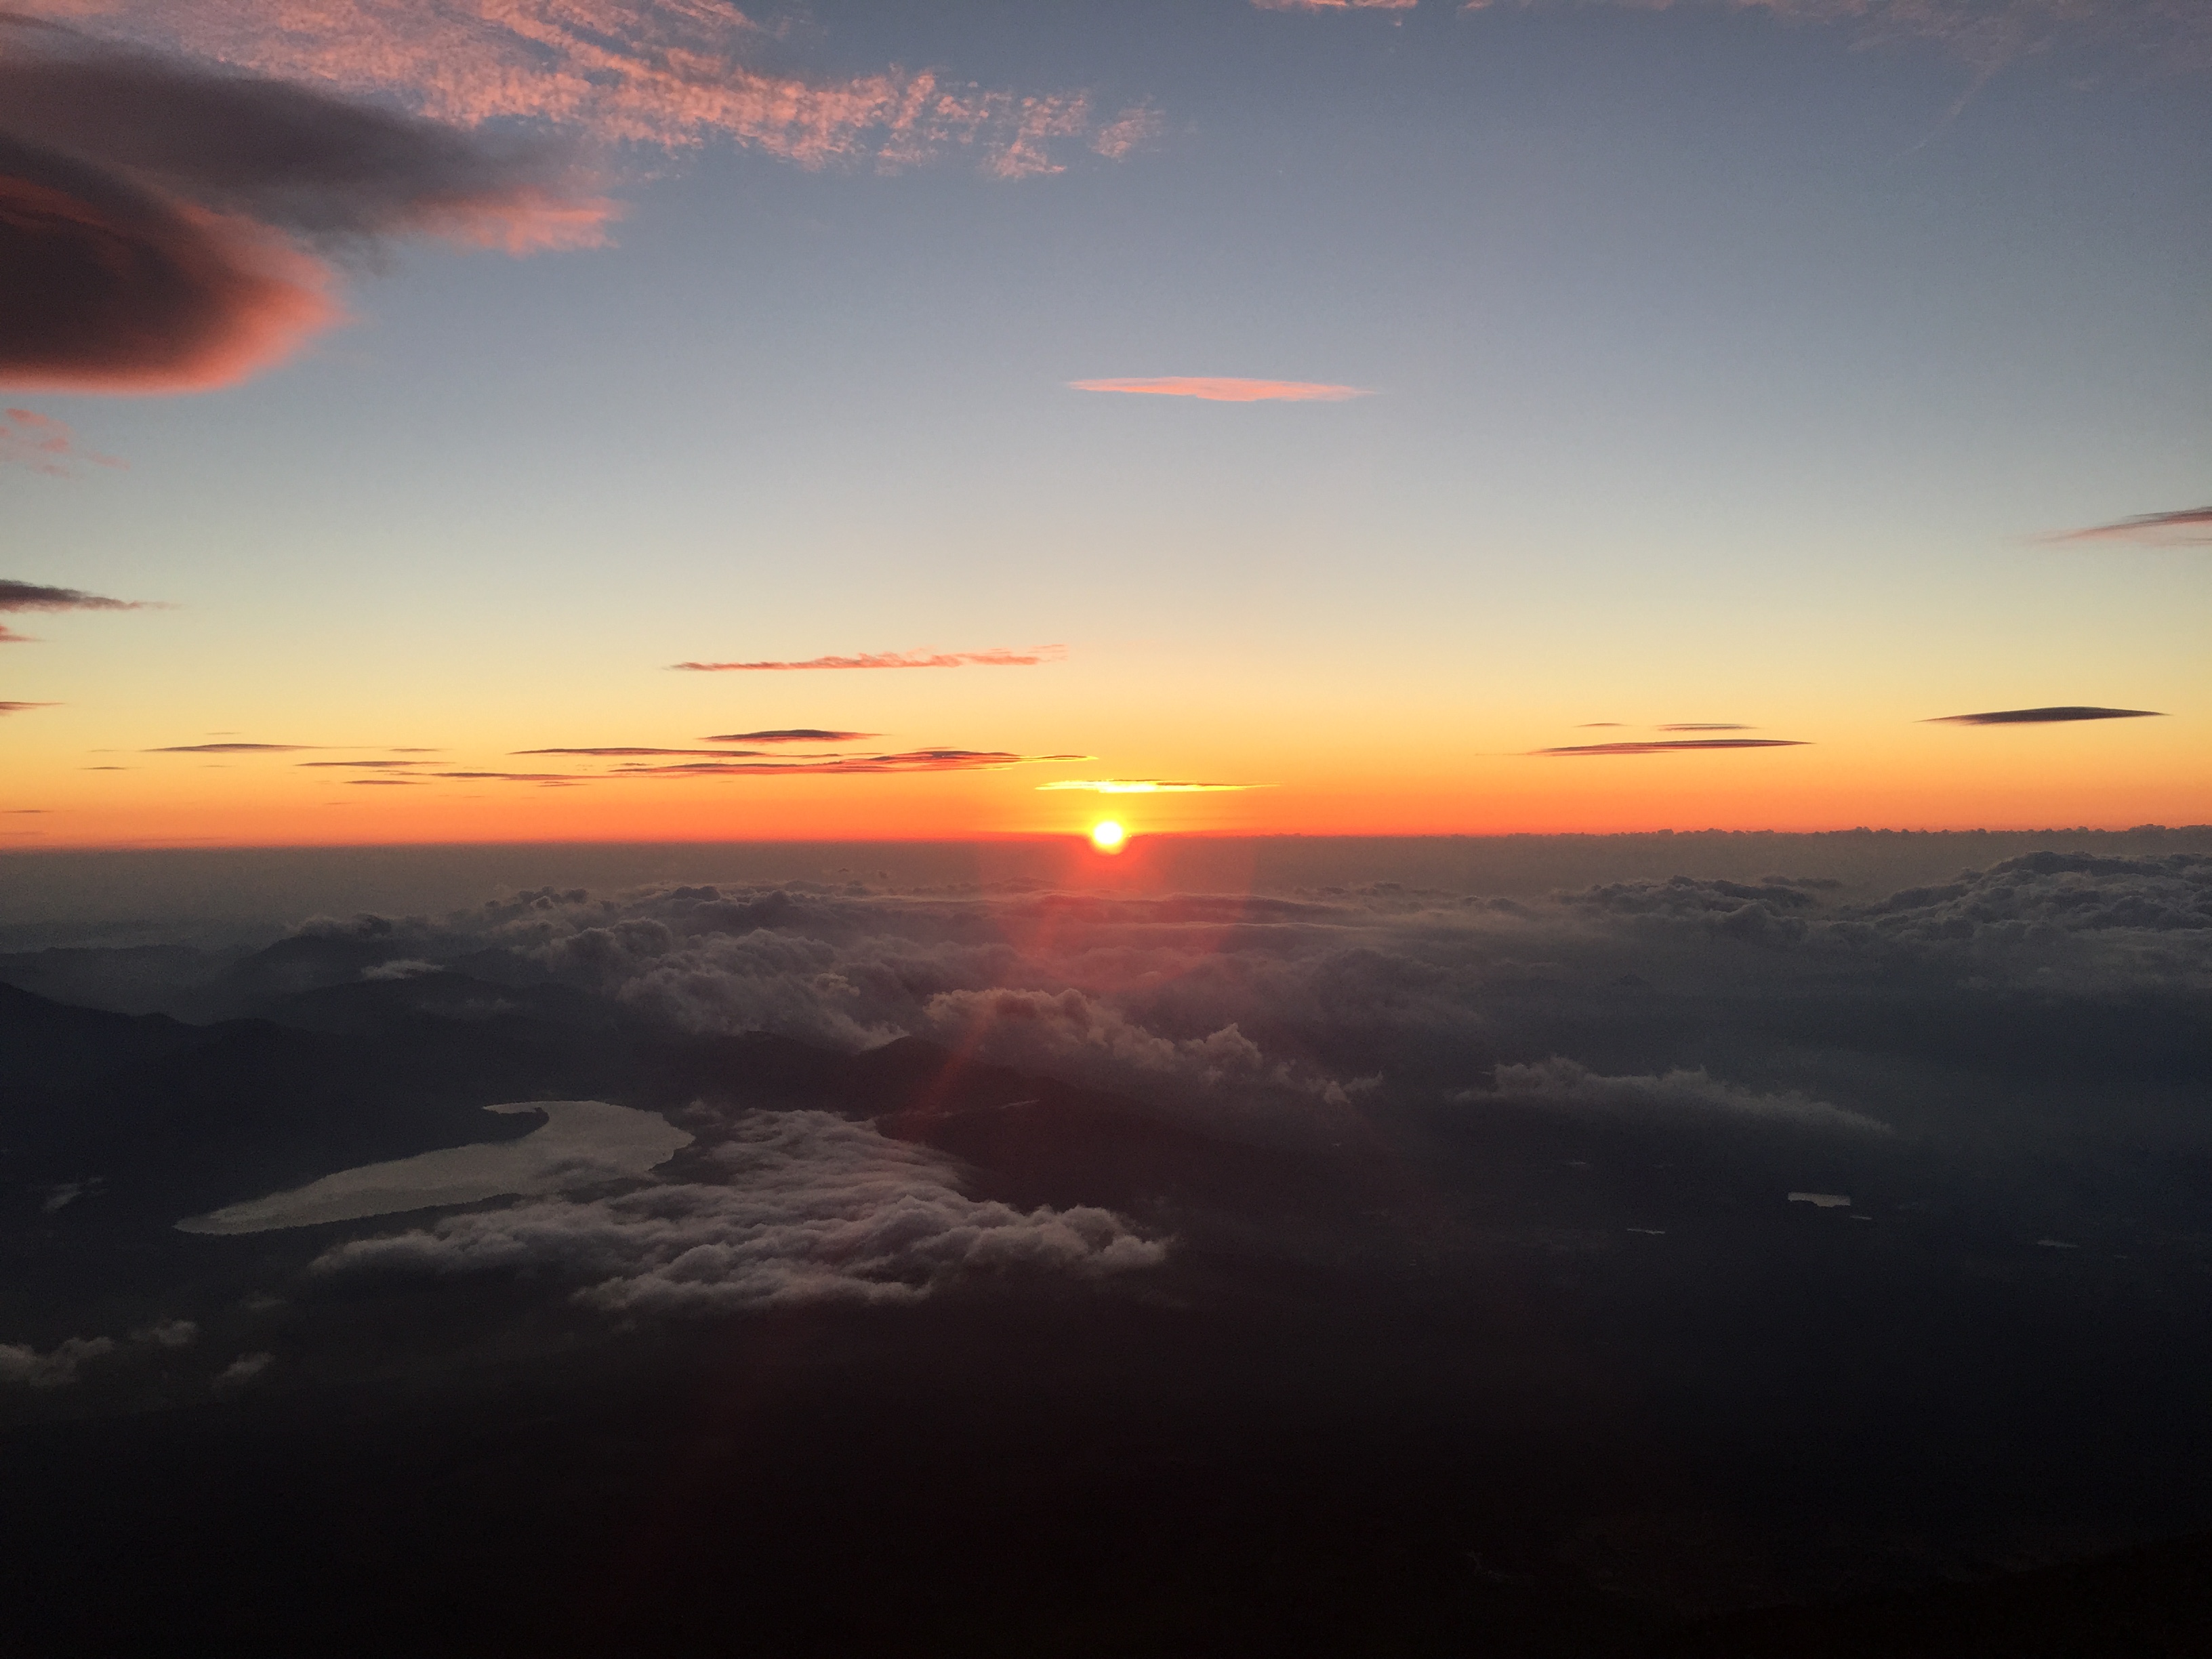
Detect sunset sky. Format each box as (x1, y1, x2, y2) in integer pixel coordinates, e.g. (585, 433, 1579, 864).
(4, 0, 2207, 846)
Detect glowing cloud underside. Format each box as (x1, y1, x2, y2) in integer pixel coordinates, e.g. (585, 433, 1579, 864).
(1069, 377, 1372, 403)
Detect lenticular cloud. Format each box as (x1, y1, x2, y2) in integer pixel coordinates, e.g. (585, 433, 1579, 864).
(0, 18, 611, 392)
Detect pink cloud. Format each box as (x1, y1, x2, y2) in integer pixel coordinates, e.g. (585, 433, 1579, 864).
(0, 22, 614, 394)
(1090, 104, 1164, 160)
(672, 647, 1067, 672)
(1254, 0, 1417, 10)
(0, 407, 124, 473)
(1069, 377, 1373, 403)
(55, 2, 1154, 182)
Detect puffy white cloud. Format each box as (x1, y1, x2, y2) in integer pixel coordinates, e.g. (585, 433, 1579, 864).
(1826, 852, 2212, 986)
(311, 1110, 1168, 1314)
(213, 1352, 274, 1390)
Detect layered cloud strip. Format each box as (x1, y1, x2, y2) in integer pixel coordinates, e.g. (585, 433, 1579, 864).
(1, 576, 151, 643)
(1070, 377, 1372, 403)
(209, 850, 2209, 1180)
(312, 1109, 1166, 1314)
(672, 648, 1065, 672)
(0, 15, 613, 392)
(31, 0, 1156, 181)
(2055, 507, 2212, 546)
(705, 730, 879, 743)
(1533, 739, 1809, 756)
(607, 749, 1080, 777)
(1926, 706, 2164, 726)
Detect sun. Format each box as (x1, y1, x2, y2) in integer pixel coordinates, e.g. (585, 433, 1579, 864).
(1089, 819, 1127, 854)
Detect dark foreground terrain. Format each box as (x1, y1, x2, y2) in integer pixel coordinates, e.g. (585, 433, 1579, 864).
(6, 854, 2212, 1655)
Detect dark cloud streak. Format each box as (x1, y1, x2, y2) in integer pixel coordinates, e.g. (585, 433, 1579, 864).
(1532, 739, 1809, 756)
(2053, 506, 2212, 544)
(1925, 707, 2165, 726)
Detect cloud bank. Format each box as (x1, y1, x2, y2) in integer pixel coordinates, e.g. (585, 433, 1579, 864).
(311, 1109, 1166, 1314)
(1070, 377, 1372, 403)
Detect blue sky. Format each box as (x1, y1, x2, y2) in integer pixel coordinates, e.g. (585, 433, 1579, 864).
(4, 0, 2207, 840)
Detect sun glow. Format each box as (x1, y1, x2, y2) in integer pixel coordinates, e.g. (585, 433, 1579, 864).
(1089, 819, 1127, 853)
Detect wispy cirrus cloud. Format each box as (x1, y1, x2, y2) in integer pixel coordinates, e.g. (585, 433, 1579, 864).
(1070, 377, 1372, 403)
(433, 770, 583, 785)
(2050, 506, 2212, 546)
(0, 701, 58, 714)
(1925, 706, 2164, 726)
(296, 758, 428, 768)
(40, 1, 1153, 183)
(516, 747, 773, 758)
(1038, 779, 1270, 794)
(0, 16, 613, 394)
(705, 729, 879, 743)
(672, 648, 1065, 672)
(148, 741, 312, 752)
(1, 407, 123, 474)
(615, 750, 1084, 777)
(1533, 739, 1809, 756)
(1658, 722, 1752, 732)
